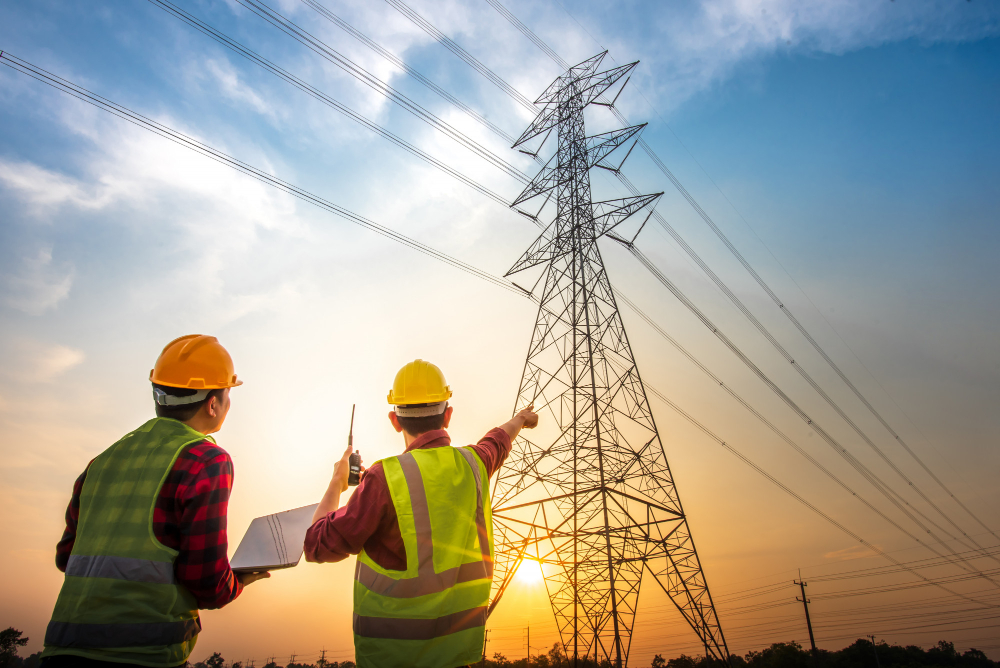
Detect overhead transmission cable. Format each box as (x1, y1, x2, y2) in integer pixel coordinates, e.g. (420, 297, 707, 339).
(611, 171, 996, 562)
(604, 354, 996, 608)
(0, 53, 524, 299)
(620, 242, 1000, 586)
(381, 0, 538, 113)
(220, 0, 530, 182)
(297, 0, 517, 145)
(614, 291, 961, 555)
(479, 0, 998, 543)
(145, 0, 518, 206)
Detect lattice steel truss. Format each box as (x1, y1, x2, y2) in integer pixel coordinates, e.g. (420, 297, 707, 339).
(489, 53, 729, 667)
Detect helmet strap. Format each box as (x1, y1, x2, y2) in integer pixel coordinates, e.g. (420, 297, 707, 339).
(153, 387, 211, 406)
(394, 402, 448, 418)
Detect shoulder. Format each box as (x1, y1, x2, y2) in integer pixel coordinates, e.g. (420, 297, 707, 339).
(180, 440, 231, 463)
(172, 440, 233, 480)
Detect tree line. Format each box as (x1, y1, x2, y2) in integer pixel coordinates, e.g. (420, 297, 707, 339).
(2, 628, 997, 668)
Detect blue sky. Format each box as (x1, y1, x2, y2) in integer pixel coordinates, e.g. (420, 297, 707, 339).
(2, 0, 1000, 661)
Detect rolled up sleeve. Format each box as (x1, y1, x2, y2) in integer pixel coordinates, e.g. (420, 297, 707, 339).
(470, 427, 513, 478)
(304, 463, 391, 563)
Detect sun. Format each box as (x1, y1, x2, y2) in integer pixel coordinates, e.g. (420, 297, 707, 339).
(515, 558, 544, 585)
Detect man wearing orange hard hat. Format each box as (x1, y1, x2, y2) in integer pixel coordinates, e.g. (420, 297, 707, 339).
(41, 335, 268, 668)
(305, 359, 539, 668)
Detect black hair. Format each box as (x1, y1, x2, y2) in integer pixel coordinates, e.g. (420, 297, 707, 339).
(153, 384, 224, 422)
(396, 410, 447, 436)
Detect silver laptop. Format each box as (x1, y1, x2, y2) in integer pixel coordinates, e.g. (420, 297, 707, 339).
(230, 503, 319, 573)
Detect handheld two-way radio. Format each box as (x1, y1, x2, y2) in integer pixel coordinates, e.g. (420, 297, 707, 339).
(347, 404, 361, 486)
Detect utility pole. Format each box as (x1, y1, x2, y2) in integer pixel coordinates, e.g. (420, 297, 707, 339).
(289, 653, 296, 667)
(868, 635, 881, 668)
(490, 50, 729, 668)
(319, 648, 326, 668)
(481, 629, 490, 667)
(794, 571, 817, 652)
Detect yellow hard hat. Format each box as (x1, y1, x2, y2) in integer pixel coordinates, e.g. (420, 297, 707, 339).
(387, 359, 452, 405)
(150, 335, 243, 390)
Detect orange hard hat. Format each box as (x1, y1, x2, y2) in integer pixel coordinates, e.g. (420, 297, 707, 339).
(149, 335, 243, 389)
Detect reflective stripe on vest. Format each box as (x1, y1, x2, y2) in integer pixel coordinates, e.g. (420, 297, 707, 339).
(65, 554, 176, 585)
(45, 619, 200, 648)
(353, 606, 487, 641)
(355, 449, 493, 600)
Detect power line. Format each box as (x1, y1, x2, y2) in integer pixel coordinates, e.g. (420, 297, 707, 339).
(381, 0, 537, 112)
(0, 52, 525, 299)
(609, 170, 996, 560)
(146, 0, 516, 206)
(298, 0, 518, 145)
(225, 0, 531, 182)
(617, 239, 1000, 587)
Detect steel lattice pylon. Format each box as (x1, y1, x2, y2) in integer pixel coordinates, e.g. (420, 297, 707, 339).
(489, 53, 729, 667)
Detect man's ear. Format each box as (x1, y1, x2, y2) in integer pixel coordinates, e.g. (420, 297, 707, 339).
(388, 410, 404, 433)
(442, 405, 454, 429)
(204, 394, 219, 419)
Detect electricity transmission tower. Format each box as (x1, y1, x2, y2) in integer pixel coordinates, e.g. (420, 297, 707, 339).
(489, 52, 729, 667)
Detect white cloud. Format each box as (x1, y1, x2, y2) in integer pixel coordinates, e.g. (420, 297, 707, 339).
(0, 341, 85, 384)
(32, 344, 86, 381)
(0, 159, 115, 213)
(203, 58, 274, 118)
(2, 248, 75, 315)
(605, 0, 1000, 113)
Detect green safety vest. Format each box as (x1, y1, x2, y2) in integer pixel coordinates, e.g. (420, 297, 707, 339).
(43, 418, 210, 667)
(353, 445, 494, 668)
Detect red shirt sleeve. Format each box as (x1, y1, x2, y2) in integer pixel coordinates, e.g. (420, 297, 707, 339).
(469, 427, 512, 478)
(55, 465, 90, 572)
(303, 462, 399, 566)
(158, 442, 243, 609)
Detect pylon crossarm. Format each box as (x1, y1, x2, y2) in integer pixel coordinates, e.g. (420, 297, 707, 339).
(585, 124, 646, 166)
(535, 52, 608, 104)
(514, 61, 637, 149)
(591, 193, 663, 237)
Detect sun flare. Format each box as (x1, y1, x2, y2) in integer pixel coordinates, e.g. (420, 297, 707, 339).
(515, 558, 544, 585)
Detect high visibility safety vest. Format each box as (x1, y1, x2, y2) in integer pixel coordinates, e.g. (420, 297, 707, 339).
(43, 418, 210, 667)
(353, 445, 494, 668)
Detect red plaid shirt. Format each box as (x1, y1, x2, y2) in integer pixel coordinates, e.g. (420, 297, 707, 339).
(55, 440, 243, 609)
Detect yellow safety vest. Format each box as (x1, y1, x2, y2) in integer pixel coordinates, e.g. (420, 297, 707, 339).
(43, 418, 207, 667)
(353, 445, 493, 668)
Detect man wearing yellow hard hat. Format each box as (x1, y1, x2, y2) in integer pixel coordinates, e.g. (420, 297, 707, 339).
(41, 335, 268, 668)
(305, 359, 538, 668)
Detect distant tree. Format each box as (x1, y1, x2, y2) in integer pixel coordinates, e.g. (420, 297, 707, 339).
(231, 662, 243, 668)
(0, 629, 29, 668)
(262, 662, 281, 668)
(666, 655, 699, 668)
(205, 653, 225, 668)
(493, 652, 512, 667)
(651, 655, 666, 668)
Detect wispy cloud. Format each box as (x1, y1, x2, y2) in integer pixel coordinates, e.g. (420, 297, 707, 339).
(2, 247, 75, 315)
(0, 159, 115, 213)
(0, 340, 85, 384)
(203, 58, 274, 118)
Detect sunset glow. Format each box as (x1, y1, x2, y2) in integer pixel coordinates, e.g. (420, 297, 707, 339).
(515, 558, 545, 586)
